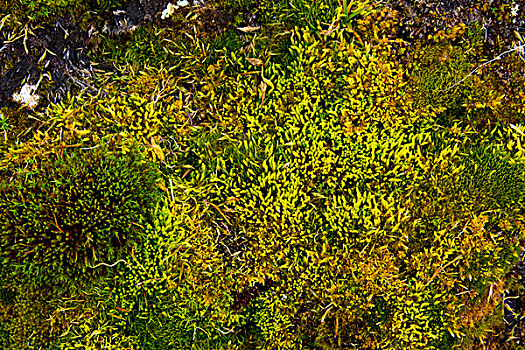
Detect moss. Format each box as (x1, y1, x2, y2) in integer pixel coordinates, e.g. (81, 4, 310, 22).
(0, 107, 41, 144)
(208, 29, 245, 64)
(0, 141, 162, 290)
(183, 21, 525, 348)
(0, 0, 124, 24)
(70, 200, 248, 349)
(408, 43, 474, 115)
(459, 143, 525, 211)
(1, 0, 525, 348)
(0, 288, 16, 305)
(0, 286, 61, 350)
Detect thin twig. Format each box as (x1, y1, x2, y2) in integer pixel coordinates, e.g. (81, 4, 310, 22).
(88, 259, 126, 269)
(440, 44, 525, 92)
(80, 144, 101, 150)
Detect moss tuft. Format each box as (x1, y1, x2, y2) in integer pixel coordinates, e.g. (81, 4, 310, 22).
(0, 141, 161, 290)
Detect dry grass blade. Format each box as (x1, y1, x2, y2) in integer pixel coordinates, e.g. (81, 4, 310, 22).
(237, 26, 260, 33)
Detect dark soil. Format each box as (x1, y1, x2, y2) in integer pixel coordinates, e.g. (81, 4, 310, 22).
(0, 0, 184, 110)
(0, 0, 243, 110)
(385, 0, 525, 50)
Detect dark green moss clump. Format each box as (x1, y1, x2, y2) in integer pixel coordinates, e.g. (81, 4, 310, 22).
(0, 142, 161, 289)
(461, 144, 525, 211)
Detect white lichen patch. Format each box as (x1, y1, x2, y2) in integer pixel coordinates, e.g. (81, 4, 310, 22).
(161, 3, 176, 19)
(12, 83, 40, 109)
(161, 1, 190, 19)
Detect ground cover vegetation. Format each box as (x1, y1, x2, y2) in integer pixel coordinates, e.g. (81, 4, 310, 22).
(1, 0, 525, 349)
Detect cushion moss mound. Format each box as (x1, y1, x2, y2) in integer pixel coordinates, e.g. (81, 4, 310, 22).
(0, 142, 161, 289)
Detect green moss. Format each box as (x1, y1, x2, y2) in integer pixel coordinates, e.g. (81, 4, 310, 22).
(0, 0, 124, 23)
(208, 29, 245, 65)
(460, 143, 525, 210)
(0, 288, 16, 305)
(0, 322, 10, 350)
(409, 43, 473, 114)
(0, 1, 524, 348)
(0, 286, 56, 350)
(95, 201, 248, 349)
(0, 108, 40, 145)
(0, 141, 162, 290)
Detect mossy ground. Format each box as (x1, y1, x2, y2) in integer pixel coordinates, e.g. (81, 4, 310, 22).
(1, 0, 525, 349)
